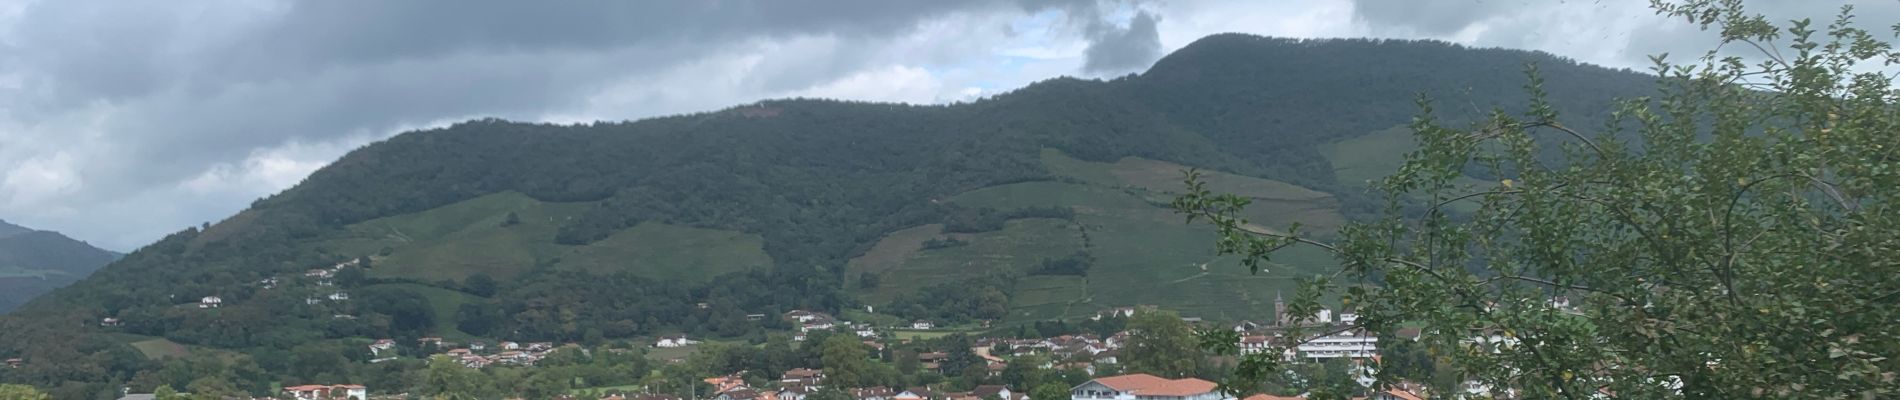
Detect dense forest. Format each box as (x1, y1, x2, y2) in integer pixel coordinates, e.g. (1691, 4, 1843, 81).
(0, 34, 1660, 398)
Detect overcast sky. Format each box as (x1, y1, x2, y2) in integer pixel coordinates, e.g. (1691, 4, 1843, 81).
(1, 0, 1891, 251)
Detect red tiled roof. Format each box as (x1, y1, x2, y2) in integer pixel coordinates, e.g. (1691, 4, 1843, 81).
(1242, 394, 1303, 400)
(1090, 374, 1218, 397)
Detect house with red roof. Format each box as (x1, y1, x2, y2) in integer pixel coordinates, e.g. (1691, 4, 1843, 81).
(1069, 374, 1223, 400)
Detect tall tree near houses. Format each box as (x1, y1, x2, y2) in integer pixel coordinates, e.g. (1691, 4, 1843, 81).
(820, 334, 874, 388)
(1120, 310, 1202, 378)
(1177, 1, 1900, 398)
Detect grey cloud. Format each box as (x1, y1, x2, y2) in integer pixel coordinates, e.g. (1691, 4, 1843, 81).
(1350, 0, 1517, 36)
(0, 0, 1055, 250)
(1082, 10, 1162, 73)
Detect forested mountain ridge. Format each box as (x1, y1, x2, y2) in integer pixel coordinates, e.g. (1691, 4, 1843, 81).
(0, 219, 120, 314)
(0, 34, 1661, 395)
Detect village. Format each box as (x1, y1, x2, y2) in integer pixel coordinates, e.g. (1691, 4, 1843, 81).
(111, 298, 1482, 400)
(40, 255, 1591, 400)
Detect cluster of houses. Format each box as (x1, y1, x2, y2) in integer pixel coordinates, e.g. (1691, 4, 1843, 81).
(177, 259, 365, 311)
(785, 310, 892, 342)
(369, 337, 565, 368)
(696, 368, 1029, 400)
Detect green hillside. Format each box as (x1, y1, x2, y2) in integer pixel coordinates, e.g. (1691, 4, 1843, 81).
(0, 221, 120, 313)
(0, 34, 1663, 392)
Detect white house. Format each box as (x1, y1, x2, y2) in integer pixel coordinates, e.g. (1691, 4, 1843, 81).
(855, 325, 877, 338)
(656, 335, 698, 348)
(283, 384, 366, 400)
(100, 318, 121, 327)
(910, 320, 934, 330)
(199, 296, 222, 308)
(1338, 313, 1359, 325)
(1296, 330, 1378, 361)
(1238, 335, 1271, 355)
(369, 339, 396, 356)
(327, 292, 350, 301)
(1071, 374, 1223, 400)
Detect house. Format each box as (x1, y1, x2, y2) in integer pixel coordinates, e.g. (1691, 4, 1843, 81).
(199, 296, 222, 308)
(499, 341, 521, 350)
(283, 384, 367, 400)
(1295, 330, 1377, 361)
(714, 389, 763, 400)
(1338, 313, 1359, 325)
(527, 342, 555, 351)
(4, 358, 20, 368)
(306, 297, 323, 305)
(705, 372, 749, 394)
(468, 341, 487, 351)
(369, 339, 396, 355)
(911, 320, 935, 330)
(305, 269, 333, 278)
(849, 387, 896, 400)
(1231, 320, 1263, 333)
(746, 314, 767, 321)
(655, 334, 698, 348)
(100, 317, 121, 327)
(971, 386, 1018, 400)
(1238, 335, 1271, 355)
(1239, 394, 1302, 400)
(894, 388, 938, 400)
(781, 368, 824, 386)
(418, 337, 444, 347)
(445, 349, 472, 357)
(777, 386, 812, 400)
(1070, 374, 1221, 400)
(855, 325, 877, 338)
(785, 310, 827, 323)
(918, 352, 949, 372)
(328, 291, 350, 301)
(259, 277, 279, 289)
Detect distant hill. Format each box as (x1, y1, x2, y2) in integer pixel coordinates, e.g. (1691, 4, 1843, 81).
(0, 34, 1660, 390)
(0, 219, 120, 313)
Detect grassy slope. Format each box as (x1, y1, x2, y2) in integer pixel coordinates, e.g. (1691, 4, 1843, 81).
(1321, 126, 1490, 213)
(849, 149, 1343, 323)
(311, 192, 769, 283)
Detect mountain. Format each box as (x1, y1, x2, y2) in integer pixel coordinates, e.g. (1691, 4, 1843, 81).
(0, 34, 1660, 390)
(0, 219, 120, 313)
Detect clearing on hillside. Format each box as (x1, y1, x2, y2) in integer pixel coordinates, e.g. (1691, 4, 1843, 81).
(365, 283, 482, 340)
(312, 192, 769, 283)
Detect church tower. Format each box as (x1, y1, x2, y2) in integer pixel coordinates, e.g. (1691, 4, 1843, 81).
(1274, 290, 1287, 326)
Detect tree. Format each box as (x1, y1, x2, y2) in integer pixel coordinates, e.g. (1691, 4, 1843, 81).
(808, 388, 852, 400)
(1031, 383, 1070, 400)
(464, 274, 498, 297)
(0, 384, 49, 400)
(1120, 310, 1200, 378)
(820, 334, 873, 388)
(1176, 1, 1900, 398)
(153, 385, 185, 400)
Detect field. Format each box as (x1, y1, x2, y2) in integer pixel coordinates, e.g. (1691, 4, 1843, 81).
(854, 217, 1086, 304)
(364, 283, 482, 340)
(306, 191, 770, 283)
(890, 329, 957, 341)
(1322, 126, 1491, 213)
(848, 149, 1345, 323)
(129, 338, 191, 360)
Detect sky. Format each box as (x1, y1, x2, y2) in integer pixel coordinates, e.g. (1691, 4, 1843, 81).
(0, 0, 1892, 252)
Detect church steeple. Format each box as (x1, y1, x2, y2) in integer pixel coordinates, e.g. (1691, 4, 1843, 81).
(1274, 290, 1286, 327)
